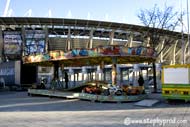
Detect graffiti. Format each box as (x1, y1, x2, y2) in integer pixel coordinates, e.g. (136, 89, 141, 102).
(23, 45, 156, 63)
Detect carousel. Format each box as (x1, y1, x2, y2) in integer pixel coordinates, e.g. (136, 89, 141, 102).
(26, 45, 156, 102)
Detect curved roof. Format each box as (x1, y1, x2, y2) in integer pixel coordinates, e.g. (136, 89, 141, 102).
(0, 17, 185, 38)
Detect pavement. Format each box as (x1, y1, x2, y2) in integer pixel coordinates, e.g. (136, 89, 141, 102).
(0, 91, 190, 127)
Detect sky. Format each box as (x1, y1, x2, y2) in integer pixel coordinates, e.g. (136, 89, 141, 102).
(0, 0, 188, 26)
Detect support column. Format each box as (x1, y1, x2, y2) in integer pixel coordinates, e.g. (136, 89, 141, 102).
(156, 63, 162, 92)
(181, 35, 185, 64)
(96, 66, 102, 80)
(116, 65, 121, 85)
(74, 72, 76, 86)
(21, 26, 25, 56)
(133, 64, 140, 86)
(89, 29, 93, 48)
(184, 40, 189, 63)
(109, 30, 115, 45)
(111, 57, 117, 85)
(159, 38, 165, 63)
(126, 33, 133, 47)
(67, 27, 71, 51)
(120, 69, 123, 84)
(144, 36, 150, 47)
(127, 69, 130, 83)
(172, 40, 178, 64)
(77, 73, 79, 81)
(82, 67, 87, 83)
(44, 26, 49, 53)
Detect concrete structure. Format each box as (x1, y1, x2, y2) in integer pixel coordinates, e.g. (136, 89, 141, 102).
(0, 17, 188, 64)
(0, 17, 189, 87)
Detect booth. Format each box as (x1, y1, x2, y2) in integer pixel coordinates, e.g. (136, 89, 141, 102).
(162, 64, 190, 101)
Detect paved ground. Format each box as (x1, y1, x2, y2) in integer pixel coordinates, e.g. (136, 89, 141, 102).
(0, 91, 189, 127)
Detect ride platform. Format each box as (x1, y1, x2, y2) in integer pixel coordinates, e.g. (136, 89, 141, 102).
(28, 89, 148, 102)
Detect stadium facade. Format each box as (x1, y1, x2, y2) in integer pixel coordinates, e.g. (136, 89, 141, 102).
(0, 17, 188, 87)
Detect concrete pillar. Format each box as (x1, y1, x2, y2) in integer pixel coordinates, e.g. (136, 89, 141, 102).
(184, 40, 189, 63)
(133, 64, 140, 86)
(67, 27, 71, 51)
(44, 26, 49, 53)
(156, 63, 162, 92)
(77, 73, 79, 81)
(116, 65, 121, 85)
(109, 30, 115, 45)
(21, 26, 25, 56)
(111, 57, 117, 85)
(181, 37, 185, 64)
(112, 64, 117, 85)
(96, 66, 102, 80)
(145, 36, 150, 47)
(127, 69, 130, 83)
(172, 40, 178, 64)
(159, 38, 165, 63)
(120, 69, 123, 83)
(126, 34, 133, 47)
(89, 29, 93, 48)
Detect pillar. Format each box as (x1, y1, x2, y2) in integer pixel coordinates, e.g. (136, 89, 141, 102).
(126, 33, 133, 47)
(159, 38, 165, 63)
(127, 69, 130, 83)
(82, 66, 87, 83)
(67, 27, 71, 51)
(172, 40, 178, 64)
(89, 29, 93, 48)
(117, 65, 121, 85)
(44, 26, 49, 53)
(156, 63, 162, 91)
(120, 69, 123, 83)
(96, 66, 102, 80)
(21, 26, 25, 56)
(109, 30, 115, 45)
(133, 64, 140, 86)
(181, 35, 185, 64)
(111, 57, 117, 85)
(185, 40, 189, 63)
(73, 72, 75, 86)
(77, 73, 79, 81)
(144, 36, 150, 47)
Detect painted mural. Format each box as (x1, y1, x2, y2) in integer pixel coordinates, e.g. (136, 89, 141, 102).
(23, 45, 155, 64)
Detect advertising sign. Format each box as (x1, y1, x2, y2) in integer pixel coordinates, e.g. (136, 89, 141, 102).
(25, 30, 45, 55)
(3, 31, 22, 55)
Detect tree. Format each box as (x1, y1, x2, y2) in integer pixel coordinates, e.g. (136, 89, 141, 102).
(137, 4, 182, 92)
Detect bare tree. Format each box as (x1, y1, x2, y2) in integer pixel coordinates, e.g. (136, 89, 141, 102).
(137, 4, 182, 92)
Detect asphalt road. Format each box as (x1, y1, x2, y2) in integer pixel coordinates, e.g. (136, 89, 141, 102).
(0, 91, 189, 127)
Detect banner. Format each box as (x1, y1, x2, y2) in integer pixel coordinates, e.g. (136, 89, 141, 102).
(25, 30, 45, 55)
(3, 31, 22, 55)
